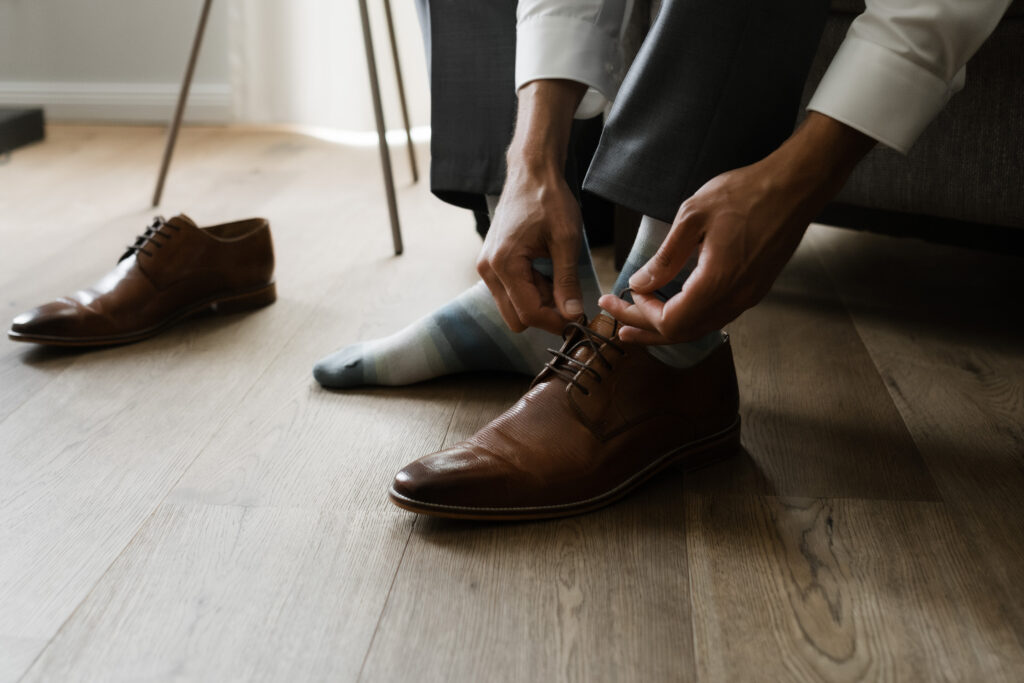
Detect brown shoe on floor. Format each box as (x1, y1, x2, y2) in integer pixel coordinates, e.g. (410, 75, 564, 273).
(389, 314, 741, 520)
(8, 214, 276, 347)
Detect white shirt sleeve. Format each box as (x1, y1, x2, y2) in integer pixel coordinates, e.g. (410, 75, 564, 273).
(515, 0, 631, 119)
(808, 0, 1013, 153)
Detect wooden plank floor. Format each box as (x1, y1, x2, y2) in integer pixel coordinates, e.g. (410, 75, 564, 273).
(1, 126, 1022, 682)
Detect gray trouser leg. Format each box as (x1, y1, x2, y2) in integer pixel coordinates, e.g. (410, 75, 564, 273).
(427, 0, 518, 210)
(584, 0, 829, 222)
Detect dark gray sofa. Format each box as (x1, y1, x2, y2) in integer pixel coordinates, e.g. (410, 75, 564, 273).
(614, 0, 1024, 264)
(805, 0, 1024, 249)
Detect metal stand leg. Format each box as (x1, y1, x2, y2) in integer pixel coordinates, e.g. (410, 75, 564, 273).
(359, 0, 404, 255)
(152, 0, 213, 207)
(383, 0, 418, 183)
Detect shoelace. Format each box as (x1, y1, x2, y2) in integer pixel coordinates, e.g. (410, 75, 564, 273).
(540, 320, 625, 396)
(120, 216, 181, 261)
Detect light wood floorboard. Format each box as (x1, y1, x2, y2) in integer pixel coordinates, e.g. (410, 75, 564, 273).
(808, 227, 1024, 646)
(1, 126, 1022, 682)
(2, 125, 456, 680)
(685, 495, 1021, 681)
(686, 238, 940, 501)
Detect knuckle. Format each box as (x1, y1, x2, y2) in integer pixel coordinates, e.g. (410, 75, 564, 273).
(476, 259, 493, 279)
(492, 248, 515, 270)
(676, 199, 701, 220)
(676, 204, 711, 230)
(556, 272, 579, 288)
(652, 249, 674, 270)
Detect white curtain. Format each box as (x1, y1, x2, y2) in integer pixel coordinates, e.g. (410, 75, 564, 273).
(227, 0, 430, 137)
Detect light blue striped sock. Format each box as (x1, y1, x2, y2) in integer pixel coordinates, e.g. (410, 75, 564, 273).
(614, 215, 725, 368)
(314, 201, 602, 388)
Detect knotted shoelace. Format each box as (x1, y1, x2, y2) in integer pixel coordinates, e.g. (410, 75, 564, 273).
(541, 320, 625, 396)
(120, 216, 181, 261)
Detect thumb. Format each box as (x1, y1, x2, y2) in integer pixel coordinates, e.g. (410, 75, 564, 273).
(628, 214, 703, 294)
(550, 231, 584, 319)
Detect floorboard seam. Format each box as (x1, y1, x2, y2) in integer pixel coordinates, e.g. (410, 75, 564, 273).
(807, 232, 942, 502)
(354, 395, 460, 682)
(10, 330, 302, 680)
(355, 516, 417, 683)
(684, 493, 704, 683)
(13, 490, 172, 682)
(0, 366, 65, 428)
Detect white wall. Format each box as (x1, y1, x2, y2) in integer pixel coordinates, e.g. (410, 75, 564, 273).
(228, 0, 432, 134)
(0, 0, 232, 122)
(0, 0, 431, 133)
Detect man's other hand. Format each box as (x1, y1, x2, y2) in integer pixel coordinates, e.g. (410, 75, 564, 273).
(478, 166, 584, 334)
(477, 79, 587, 335)
(599, 112, 875, 344)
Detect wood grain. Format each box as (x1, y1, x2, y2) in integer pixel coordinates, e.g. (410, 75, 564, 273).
(808, 225, 1024, 645)
(23, 503, 412, 682)
(1, 125, 467, 680)
(360, 378, 697, 683)
(5, 126, 1023, 682)
(0, 637, 47, 683)
(685, 494, 1023, 682)
(688, 237, 941, 501)
(362, 488, 699, 683)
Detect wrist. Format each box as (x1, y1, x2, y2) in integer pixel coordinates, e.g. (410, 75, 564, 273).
(768, 112, 876, 198)
(507, 79, 586, 175)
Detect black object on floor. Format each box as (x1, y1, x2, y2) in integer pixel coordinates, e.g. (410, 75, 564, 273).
(0, 108, 45, 156)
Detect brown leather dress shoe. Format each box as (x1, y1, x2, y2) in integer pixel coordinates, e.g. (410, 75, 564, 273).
(389, 314, 741, 520)
(9, 214, 275, 346)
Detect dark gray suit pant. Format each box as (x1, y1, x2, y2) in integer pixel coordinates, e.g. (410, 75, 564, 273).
(425, 0, 828, 223)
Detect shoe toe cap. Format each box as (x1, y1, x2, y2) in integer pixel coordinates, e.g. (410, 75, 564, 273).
(10, 300, 84, 338)
(391, 446, 521, 510)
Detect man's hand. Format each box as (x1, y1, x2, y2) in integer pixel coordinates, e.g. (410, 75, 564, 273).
(477, 79, 587, 335)
(478, 166, 583, 334)
(599, 113, 876, 344)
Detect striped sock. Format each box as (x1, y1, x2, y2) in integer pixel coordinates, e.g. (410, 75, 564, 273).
(314, 218, 602, 388)
(614, 215, 725, 368)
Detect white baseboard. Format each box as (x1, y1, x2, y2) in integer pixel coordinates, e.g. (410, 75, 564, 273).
(0, 81, 232, 124)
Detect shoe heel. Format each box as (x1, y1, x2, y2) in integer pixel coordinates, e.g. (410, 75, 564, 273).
(210, 282, 277, 315)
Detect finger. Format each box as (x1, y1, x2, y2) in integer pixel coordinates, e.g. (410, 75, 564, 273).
(658, 254, 725, 340)
(597, 293, 625, 316)
(597, 294, 663, 334)
(628, 211, 704, 294)
(478, 262, 526, 332)
(598, 294, 636, 322)
(617, 325, 673, 345)
(548, 232, 584, 319)
(496, 257, 565, 334)
(628, 290, 672, 331)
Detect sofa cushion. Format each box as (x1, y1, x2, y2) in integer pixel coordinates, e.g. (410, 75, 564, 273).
(803, 14, 1024, 229)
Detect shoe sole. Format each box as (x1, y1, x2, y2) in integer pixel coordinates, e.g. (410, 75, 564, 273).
(7, 281, 276, 347)
(387, 415, 741, 521)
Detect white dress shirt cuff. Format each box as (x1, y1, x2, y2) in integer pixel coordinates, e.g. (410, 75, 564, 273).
(807, 36, 959, 154)
(515, 15, 621, 119)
